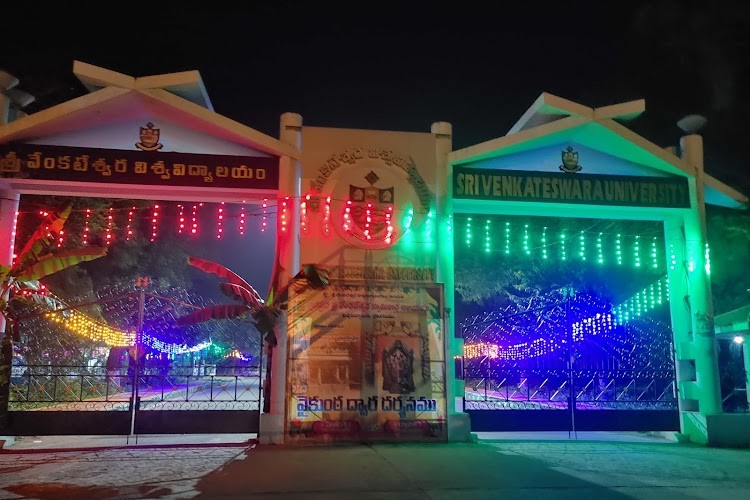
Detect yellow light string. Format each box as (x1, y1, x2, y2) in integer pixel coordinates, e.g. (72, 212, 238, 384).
(45, 309, 134, 347)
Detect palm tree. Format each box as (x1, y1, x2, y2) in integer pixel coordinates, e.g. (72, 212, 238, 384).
(175, 257, 329, 410)
(0, 205, 108, 429)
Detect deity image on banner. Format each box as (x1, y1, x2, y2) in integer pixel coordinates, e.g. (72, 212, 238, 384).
(378, 337, 419, 394)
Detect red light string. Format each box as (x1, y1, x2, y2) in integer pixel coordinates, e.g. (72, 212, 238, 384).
(11, 210, 19, 265)
(239, 203, 246, 236)
(217, 202, 225, 240)
(150, 204, 160, 242)
(38, 210, 50, 238)
(321, 196, 331, 237)
(385, 205, 394, 245)
(126, 206, 135, 241)
(177, 204, 185, 234)
(343, 199, 352, 232)
(105, 207, 114, 245)
(300, 195, 309, 235)
(261, 198, 268, 232)
(280, 197, 288, 232)
(364, 202, 373, 240)
(191, 203, 200, 235)
(82, 208, 91, 246)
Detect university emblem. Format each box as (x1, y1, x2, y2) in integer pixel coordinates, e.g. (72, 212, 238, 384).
(346, 170, 394, 243)
(559, 145, 582, 173)
(135, 122, 163, 151)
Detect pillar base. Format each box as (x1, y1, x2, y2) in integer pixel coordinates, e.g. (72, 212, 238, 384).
(259, 413, 285, 445)
(447, 412, 472, 442)
(680, 411, 750, 448)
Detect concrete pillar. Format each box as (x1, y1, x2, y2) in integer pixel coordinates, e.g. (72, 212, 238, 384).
(432, 122, 470, 441)
(678, 134, 723, 440)
(0, 190, 18, 267)
(664, 216, 699, 412)
(259, 112, 302, 445)
(0, 190, 18, 433)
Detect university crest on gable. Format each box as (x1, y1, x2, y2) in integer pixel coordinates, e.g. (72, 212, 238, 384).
(345, 170, 395, 243)
(136, 122, 163, 151)
(559, 145, 582, 173)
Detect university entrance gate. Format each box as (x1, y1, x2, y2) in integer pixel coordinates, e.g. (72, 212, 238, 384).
(0, 62, 296, 437)
(461, 284, 679, 432)
(444, 94, 740, 439)
(7, 284, 263, 436)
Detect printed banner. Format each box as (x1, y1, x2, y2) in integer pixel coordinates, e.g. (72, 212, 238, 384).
(286, 280, 446, 443)
(453, 166, 690, 208)
(0, 143, 279, 190)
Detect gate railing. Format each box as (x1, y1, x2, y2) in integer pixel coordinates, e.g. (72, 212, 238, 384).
(10, 363, 263, 411)
(464, 363, 677, 410)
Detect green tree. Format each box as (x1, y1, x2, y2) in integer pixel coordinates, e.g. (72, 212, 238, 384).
(706, 206, 750, 314)
(0, 205, 108, 429)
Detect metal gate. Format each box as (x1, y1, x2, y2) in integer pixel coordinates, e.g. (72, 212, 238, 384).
(461, 289, 679, 432)
(6, 283, 263, 436)
(7, 359, 262, 436)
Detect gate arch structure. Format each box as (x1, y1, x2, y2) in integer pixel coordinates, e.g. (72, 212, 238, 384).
(3, 65, 749, 446)
(0, 61, 300, 436)
(444, 94, 749, 444)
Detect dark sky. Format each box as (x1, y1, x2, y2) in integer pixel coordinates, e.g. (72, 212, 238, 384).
(4, 1, 750, 192)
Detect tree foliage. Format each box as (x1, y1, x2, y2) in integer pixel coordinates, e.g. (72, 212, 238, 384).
(706, 206, 750, 314)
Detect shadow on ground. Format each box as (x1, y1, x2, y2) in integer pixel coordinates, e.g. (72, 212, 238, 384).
(195, 441, 634, 499)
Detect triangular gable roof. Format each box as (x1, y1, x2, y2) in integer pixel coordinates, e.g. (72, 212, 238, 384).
(449, 92, 748, 209)
(74, 60, 215, 110)
(0, 61, 298, 160)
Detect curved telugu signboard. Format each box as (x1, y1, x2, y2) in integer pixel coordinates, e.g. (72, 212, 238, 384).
(0, 143, 279, 190)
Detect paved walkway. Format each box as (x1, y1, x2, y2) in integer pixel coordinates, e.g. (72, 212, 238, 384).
(0, 433, 749, 499)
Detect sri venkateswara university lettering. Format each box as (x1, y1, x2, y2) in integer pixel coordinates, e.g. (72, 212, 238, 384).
(453, 166, 690, 208)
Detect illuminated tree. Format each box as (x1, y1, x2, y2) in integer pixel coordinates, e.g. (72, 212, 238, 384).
(0, 205, 108, 429)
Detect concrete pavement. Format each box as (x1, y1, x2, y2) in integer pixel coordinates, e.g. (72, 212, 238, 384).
(0, 433, 749, 499)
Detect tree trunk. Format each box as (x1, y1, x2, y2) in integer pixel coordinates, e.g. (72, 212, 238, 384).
(263, 342, 273, 413)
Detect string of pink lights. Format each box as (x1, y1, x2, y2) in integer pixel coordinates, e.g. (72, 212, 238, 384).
(21, 200, 276, 247)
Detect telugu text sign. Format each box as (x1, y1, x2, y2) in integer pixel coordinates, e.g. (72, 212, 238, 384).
(0, 143, 279, 190)
(453, 166, 690, 208)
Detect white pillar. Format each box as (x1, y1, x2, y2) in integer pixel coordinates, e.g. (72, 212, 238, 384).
(259, 112, 302, 445)
(677, 134, 723, 443)
(0, 190, 19, 335)
(0, 76, 20, 271)
(432, 122, 470, 441)
(0, 190, 18, 266)
(664, 215, 699, 411)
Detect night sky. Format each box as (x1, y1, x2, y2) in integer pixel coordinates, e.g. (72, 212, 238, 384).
(4, 2, 749, 192)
